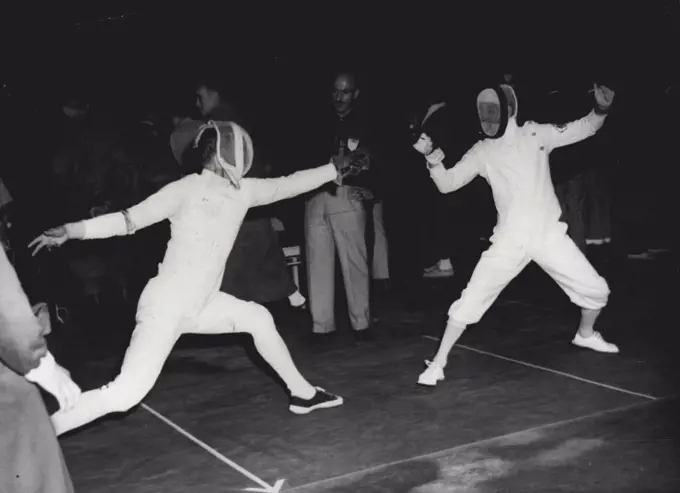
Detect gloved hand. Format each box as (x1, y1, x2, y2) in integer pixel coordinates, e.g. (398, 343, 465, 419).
(25, 352, 81, 411)
(332, 154, 351, 172)
(331, 155, 351, 184)
(425, 148, 446, 169)
(593, 84, 615, 112)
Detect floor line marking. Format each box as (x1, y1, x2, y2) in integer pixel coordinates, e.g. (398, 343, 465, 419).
(283, 398, 663, 492)
(141, 403, 285, 492)
(422, 335, 658, 401)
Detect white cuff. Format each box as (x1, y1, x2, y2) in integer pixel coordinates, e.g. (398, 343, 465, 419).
(82, 213, 128, 239)
(425, 148, 446, 169)
(24, 351, 56, 383)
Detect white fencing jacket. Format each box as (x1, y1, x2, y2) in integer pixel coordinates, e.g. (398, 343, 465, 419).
(429, 111, 607, 246)
(79, 164, 337, 316)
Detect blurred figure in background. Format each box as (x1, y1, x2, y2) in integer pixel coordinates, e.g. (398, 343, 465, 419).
(409, 99, 456, 278)
(193, 79, 305, 307)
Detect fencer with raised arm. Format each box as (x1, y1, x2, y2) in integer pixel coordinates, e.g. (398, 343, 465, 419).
(412, 83, 619, 387)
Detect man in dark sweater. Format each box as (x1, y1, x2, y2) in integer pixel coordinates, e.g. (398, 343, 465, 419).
(305, 72, 378, 340)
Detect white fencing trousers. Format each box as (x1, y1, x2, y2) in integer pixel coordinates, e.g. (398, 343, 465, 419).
(448, 229, 610, 326)
(50, 291, 304, 435)
(305, 187, 370, 333)
(372, 201, 389, 280)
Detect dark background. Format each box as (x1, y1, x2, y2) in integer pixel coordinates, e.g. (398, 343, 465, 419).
(1, 2, 678, 281)
(2, 2, 676, 109)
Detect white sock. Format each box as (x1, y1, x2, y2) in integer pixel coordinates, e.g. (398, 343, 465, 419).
(438, 258, 453, 270)
(288, 290, 306, 307)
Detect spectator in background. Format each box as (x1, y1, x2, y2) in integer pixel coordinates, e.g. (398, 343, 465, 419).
(305, 72, 378, 340)
(102, 110, 184, 300)
(408, 90, 485, 279)
(193, 79, 305, 307)
(409, 99, 455, 278)
(546, 84, 595, 253)
(583, 123, 615, 256)
(1, 245, 79, 493)
(0, 176, 13, 255)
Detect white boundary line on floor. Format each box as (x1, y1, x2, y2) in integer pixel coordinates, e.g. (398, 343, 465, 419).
(422, 335, 658, 401)
(284, 398, 662, 492)
(141, 403, 285, 492)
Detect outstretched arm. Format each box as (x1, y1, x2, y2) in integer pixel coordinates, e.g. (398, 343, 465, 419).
(82, 177, 184, 238)
(538, 111, 607, 150)
(30, 177, 186, 255)
(426, 145, 482, 194)
(540, 83, 615, 151)
(245, 163, 338, 207)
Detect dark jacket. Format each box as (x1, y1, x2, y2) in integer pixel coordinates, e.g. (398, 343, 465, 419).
(1, 246, 75, 493)
(311, 105, 381, 199)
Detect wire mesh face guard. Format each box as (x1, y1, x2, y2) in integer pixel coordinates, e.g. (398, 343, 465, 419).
(193, 120, 254, 188)
(476, 85, 518, 138)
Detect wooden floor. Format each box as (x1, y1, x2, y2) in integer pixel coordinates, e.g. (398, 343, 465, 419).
(53, 253, 680, 492)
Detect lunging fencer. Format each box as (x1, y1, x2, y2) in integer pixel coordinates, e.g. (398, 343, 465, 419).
(30, 121, 345, 436)
(412, 83, 619, 387)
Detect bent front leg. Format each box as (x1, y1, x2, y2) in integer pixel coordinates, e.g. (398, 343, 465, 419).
(193, 292, 317, 399)
(434, 240, 531, 367)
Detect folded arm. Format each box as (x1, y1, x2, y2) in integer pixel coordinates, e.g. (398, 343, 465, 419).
(427, 144, 482, 194)
(0, 247, 47, 374)
(73, 178, 186, 240)
(539, 110, 607, 151)
(245, 163, 338, 207)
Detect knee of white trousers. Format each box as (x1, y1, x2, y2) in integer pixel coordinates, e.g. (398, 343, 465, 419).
(244, 303, 276, 334)
(447, 298, 486, 326)
(572, 275, 610, 310)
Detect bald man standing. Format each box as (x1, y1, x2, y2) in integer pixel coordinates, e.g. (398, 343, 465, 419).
(305, 73, 380, 340)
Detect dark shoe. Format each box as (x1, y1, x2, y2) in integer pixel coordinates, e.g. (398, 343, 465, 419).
(354, 329, 375, 342)
(289, 387, 344, 415)
(309, 331, 336, 345)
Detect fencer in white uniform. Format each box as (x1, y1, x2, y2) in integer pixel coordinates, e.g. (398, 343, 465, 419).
(413, 83, 619, 387)
(30, 121, 345, 435)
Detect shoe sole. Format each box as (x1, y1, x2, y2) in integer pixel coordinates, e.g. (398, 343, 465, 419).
(571, 340, 619, 353)
(417, 375, 445, 387)
(417, 380, 441, 387)
(423, 272, 454, 278)
(289, 397, 344, 415)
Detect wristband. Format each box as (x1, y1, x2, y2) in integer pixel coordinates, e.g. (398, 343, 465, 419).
(65, 222, 81, 239)
(425, 148, 446, 169)
(594, 104, 610, 116)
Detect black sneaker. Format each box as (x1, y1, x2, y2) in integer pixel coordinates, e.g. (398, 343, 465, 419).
(289, 387, 344, 415)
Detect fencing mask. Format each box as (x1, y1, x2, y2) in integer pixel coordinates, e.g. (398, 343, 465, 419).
(194, 120, 254, 189)
(476, 84, 518, 138)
